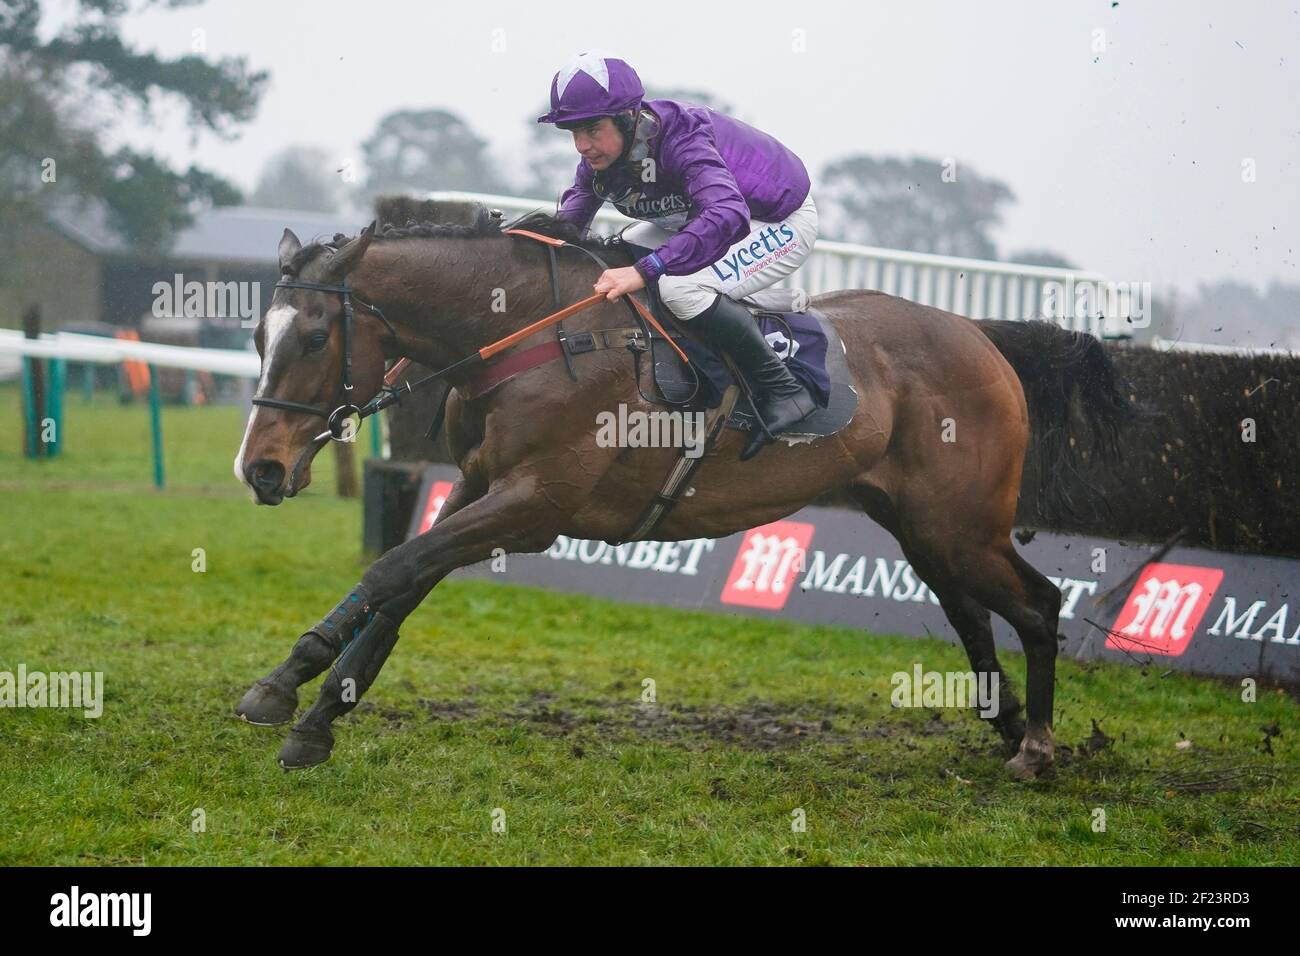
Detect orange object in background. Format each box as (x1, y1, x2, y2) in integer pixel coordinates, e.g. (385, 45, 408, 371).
(193, 370, 215, 405)
(115, 329, 150, 396)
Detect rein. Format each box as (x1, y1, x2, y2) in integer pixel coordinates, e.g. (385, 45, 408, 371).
(253, 228, 687, 443)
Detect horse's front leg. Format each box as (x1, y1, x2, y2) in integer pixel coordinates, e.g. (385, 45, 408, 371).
(234, 478, 484, 728)
(234, 584, 375, 726)
(277, 474, 564, 769)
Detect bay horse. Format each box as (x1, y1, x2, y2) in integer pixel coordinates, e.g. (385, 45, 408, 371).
(233, 206, 1130, 778)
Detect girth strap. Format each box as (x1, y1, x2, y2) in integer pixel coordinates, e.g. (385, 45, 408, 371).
(623, 382, 742, 542)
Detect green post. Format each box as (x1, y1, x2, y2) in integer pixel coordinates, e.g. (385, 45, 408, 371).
(369, 410, 382, 458)
(20, 306, 44, 458)
(20, 356, 37, 458)
(148, 364, 164, 489)
(47, 358, 65, 457)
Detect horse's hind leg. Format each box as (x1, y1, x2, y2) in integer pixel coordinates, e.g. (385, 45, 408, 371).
(852, 485, 1025, 752)
(931, 536, 1061, 778)
(992, 546, 1063, 778)
(857, 472, 1060, 778)
(932, 592, 1026, 753)
(917, 538, 1059, 777)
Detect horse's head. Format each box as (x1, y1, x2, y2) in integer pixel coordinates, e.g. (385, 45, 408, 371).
(234, 223, 389, 505)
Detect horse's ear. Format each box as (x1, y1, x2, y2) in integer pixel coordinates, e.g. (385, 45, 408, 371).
(326, 225, 375, 279)
(277, 228, 302, 272)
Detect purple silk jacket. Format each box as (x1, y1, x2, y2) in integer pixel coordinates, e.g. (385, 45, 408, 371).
(555, 99, 810, 282)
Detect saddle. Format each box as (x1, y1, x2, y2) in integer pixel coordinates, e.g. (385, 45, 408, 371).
(616, 240, 858, 444)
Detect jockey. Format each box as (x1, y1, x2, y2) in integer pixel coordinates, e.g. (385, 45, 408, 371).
(537, 51, 819, 460)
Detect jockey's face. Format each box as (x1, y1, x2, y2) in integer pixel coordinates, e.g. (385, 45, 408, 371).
(568, 117, 623, 171)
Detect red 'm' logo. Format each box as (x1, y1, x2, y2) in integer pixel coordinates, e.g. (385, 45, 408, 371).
(415, 481, 455, 535)
(720, 520, 815, 610)
(1107, 562, 1224, 656)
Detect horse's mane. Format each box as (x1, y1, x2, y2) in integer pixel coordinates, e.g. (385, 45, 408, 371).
(285, 204, 619, 276)
(501, 210, 619, 252)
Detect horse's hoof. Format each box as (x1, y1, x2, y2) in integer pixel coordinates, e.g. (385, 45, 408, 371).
(278, 727, 334, 770)
(1004, 728, 1054, 780)
(235, 680, 298, 726)
(1003, 753, 1040, 780)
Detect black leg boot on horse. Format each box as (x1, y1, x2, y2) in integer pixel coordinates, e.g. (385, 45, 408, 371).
(277, 608, 402, 769)
(689, 293, 818, 461)
(234, 584, 374, 726)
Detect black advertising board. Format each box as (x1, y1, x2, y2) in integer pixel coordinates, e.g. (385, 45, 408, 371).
(407, 465, 1299, 685)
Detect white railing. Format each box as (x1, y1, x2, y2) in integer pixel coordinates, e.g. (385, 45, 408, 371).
(0, 330, 259, 376)
(425, 190, 1130, 338)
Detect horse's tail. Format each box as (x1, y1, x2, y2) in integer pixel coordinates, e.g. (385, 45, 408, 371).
(977, 319, 1135, 520)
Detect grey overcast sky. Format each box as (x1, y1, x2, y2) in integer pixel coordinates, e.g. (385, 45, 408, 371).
(58, 0, 1299, 296)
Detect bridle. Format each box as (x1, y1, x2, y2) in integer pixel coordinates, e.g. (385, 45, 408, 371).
(249, 230, 687, 444)
(251, 276, 398, 441)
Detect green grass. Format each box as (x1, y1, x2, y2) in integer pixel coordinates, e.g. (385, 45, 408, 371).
(0, 383, 1297, 865)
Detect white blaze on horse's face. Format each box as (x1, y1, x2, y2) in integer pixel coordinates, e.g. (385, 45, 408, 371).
(233, 302, 299, 493)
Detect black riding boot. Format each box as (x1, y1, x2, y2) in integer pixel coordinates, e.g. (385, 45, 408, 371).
(690, 293, 817, 461)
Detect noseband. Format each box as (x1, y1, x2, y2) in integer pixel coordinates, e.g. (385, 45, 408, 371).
(251, 277, 398, 440)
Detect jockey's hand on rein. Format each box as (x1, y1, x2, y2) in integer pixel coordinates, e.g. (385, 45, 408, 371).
(593, 266, 646, 301)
